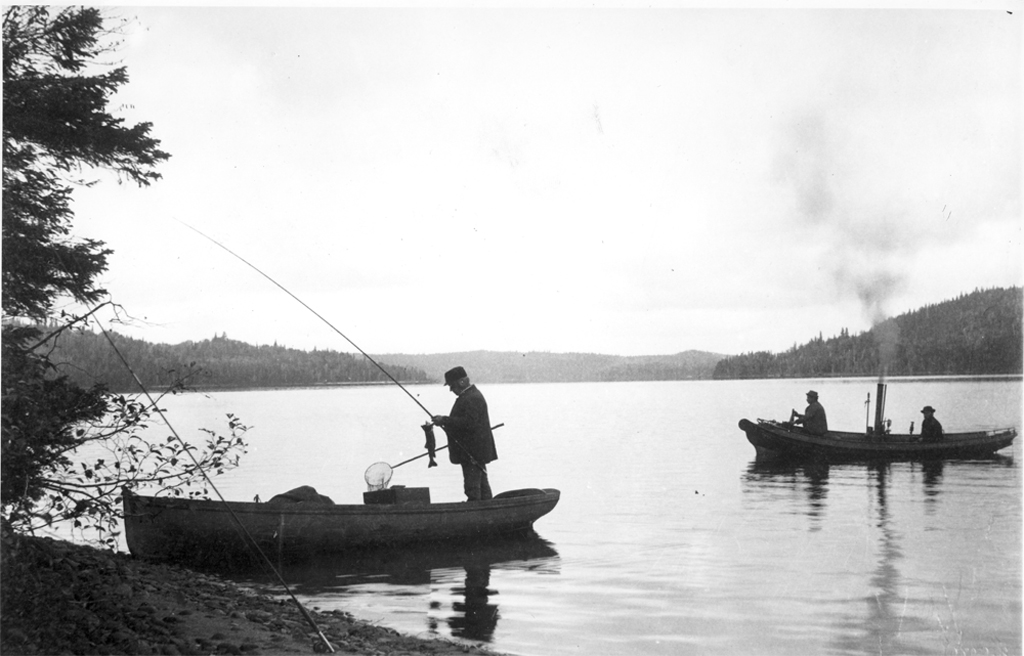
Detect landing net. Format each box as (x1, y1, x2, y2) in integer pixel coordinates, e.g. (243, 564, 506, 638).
(364, 462, 393, 491)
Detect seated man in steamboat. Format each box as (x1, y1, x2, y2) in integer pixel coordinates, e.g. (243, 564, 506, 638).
(790, 390, 829, 435)
(920, 405, 944, 442)
(431, 366, 498, 501)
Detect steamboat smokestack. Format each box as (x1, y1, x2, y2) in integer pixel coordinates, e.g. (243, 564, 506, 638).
(874, 382, 887, 435)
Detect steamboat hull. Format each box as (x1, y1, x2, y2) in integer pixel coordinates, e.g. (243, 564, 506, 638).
(739, 419, 1016, 462)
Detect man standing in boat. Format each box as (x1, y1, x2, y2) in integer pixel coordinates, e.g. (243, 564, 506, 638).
(790, 390, 829, 435)
(432, 366, 498, 501)
(920, 406, 944, 442)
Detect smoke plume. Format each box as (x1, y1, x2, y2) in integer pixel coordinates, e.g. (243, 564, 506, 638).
(775, 112, 909, 376)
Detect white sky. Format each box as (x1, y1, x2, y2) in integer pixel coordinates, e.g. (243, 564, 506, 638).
(66, 3, 1021, 356)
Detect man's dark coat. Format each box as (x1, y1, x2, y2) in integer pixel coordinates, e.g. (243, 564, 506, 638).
(444, 385, 498, 466)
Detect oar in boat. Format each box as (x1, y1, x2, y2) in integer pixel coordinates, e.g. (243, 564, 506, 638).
(364, 423, 504, 490)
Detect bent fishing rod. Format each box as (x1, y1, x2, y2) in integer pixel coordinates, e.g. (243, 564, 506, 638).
(177, 220, 489, 472)
(177, 219, 433, 419)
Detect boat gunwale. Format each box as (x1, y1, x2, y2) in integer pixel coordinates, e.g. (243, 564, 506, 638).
(744, 419, 1016, 448)
(122, 487, 561, 562)
(739, 418, 1016, 459)
(123, 488, 560, 518)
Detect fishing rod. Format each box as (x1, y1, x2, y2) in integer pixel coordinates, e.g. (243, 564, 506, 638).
(176, 219, 434, 419)
(177, 220, 490, 474)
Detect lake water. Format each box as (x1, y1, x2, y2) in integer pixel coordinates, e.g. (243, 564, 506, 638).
(145, 378, 1022, 656)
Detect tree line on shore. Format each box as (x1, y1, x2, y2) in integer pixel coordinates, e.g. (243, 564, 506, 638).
(373, 350, 723, 384)
(712, 287, 1022, 379)
(38, 285, 1021, 391)
(42, 330, 431, 391)
(43, 333, 722, 390)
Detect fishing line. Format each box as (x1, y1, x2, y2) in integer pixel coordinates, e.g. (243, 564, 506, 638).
(175, 219, 434, 419)
(176, 219, 489, 474)
(89, 314, 336, 653)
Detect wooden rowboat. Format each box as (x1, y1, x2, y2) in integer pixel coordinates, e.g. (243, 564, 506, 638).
(123, 487, 560, 565)
(739, 418, 1017, 462)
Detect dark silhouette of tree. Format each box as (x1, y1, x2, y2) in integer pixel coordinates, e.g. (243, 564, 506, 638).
(2, 7, 243, 546)
(2, 7, 168, 318)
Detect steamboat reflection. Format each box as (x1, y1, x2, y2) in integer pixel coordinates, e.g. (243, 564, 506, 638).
(230, 534, 560, 643)
(828, 462, 926, 655)
(742, 459, 831, 527)
(741, 459, 916, 652)
(742, 455, 1015, 655)
(742, 454, 1013, 518)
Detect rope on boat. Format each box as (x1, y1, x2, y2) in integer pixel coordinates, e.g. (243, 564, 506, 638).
(92, 316, 337, 654)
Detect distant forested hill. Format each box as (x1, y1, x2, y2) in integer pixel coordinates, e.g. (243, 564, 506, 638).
(33, 287, 1020, 391)
(41, 331, 431, 392)
(713, 287, 1023, 379)
(37, 331, 722, 392)
(373, 350, 724, 383)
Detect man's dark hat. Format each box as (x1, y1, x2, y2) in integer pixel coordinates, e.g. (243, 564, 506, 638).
(806, 390, 818, 399)
(444, 366, 467, 386)
(921, 406, 936, 414)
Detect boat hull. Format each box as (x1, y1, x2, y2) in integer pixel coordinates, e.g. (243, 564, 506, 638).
(123, 487, 560, 565)
(739, 419, 1016, 462)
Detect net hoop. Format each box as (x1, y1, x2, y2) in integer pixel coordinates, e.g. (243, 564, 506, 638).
(364, 461, 393, 491)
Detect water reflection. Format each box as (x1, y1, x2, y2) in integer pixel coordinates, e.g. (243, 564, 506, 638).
(742, 454, 1014, 524)
(742, 460, 831, 528)
(742, 456, 1018, 655)
(446, 564, 499, 641)
(857, 463, 911, 655)
(920, 459, 944, 515)
(227, 534, 559, 643)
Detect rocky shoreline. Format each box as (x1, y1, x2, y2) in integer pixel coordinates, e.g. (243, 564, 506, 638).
(0, 532, 503, 656)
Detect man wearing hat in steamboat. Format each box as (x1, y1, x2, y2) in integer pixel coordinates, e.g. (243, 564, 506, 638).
(432, 366, 498, 501)
(920, 405, 944, 442)
(790, 390, 829, 435)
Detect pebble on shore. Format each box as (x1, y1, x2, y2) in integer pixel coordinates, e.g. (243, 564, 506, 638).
(0, 531, 503, 656)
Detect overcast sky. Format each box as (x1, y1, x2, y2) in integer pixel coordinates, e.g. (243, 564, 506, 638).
(68, 4, 1021, 357)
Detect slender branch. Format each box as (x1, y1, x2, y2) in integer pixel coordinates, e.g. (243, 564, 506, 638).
(24, 301, 114, 352)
